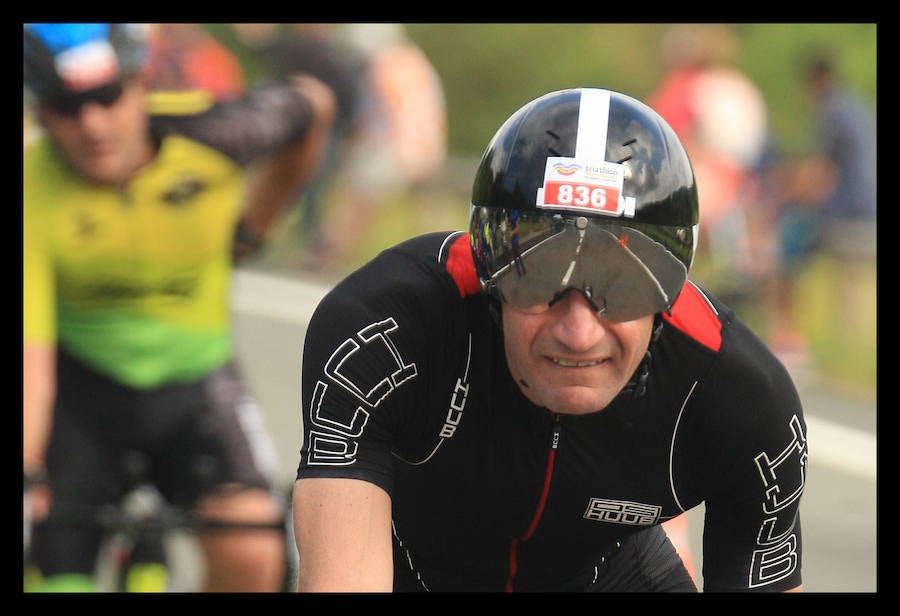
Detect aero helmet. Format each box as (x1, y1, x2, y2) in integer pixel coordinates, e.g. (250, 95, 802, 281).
(24, 23, 148, 99)
(469, 88, 699, 321)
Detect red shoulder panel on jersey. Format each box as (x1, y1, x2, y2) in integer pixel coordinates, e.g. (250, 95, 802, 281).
(661, 282, 722, 352)
(445, 233, 482, 298)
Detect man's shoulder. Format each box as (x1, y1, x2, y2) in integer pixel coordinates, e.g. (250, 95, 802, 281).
(388, 230, 466, 254)
(337, 232, 470, 291)
(386, 231, 481, 299)
(315, 231, 477, 323)
(151, 129, 239, 169)
(306, 232, 481, 365)
(661, 282, 728, 353)
(661, 283, 799, 407)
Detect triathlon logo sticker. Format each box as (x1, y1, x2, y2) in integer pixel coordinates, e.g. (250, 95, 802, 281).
(536, 156, 635, 218)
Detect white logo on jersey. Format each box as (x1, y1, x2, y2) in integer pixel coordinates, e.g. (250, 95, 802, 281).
(583, 499, 662, 526)
(748, 414, 807, 588)
(305, 317, 417, 466)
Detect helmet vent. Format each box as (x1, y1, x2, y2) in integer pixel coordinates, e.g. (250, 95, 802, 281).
(546, 129, 562, 156)
(615, 138, 637, 163)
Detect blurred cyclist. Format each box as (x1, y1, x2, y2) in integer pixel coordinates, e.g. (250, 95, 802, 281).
(293, 88, 806, 592)
(23, 23, 335, 592)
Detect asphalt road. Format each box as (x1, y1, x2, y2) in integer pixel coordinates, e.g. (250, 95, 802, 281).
(231, 268, 877, 593)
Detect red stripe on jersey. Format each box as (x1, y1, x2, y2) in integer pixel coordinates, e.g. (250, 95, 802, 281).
(662, 283, 722, 352)
(446, 234, 482, 297)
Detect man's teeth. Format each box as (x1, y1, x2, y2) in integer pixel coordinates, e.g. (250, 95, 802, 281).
(552, 358, 600, 367)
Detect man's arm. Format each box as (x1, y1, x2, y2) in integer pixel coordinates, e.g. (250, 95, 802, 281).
(23, 343, 56, 520)
(292, 477, 394, 592)
(233, 75, 337, 263)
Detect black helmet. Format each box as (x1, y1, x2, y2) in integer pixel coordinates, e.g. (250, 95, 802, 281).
(469, 88, 699, 321)
(24, 23, 147, 99)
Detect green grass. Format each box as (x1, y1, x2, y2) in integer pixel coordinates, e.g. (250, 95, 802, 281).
(796, 255, 877, 394)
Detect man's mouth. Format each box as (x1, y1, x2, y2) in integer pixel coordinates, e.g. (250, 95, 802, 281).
(551, 358, 602, 368)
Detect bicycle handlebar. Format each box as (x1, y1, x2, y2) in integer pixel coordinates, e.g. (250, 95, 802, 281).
(37, 495, 287, 535)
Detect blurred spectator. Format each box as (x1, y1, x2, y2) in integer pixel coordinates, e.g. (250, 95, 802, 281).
(233, 23, 448, 274)
(23, 22, 335, 591)
(340, 23, 447, 190)
(235, 24, 366, 136)
(648, 24, 775, 313)
(764, 48, 876, 369)
(230, 23, 369, 248)
(800, 49, 876, 222)
(143, 23, 245, 114)
(305, 23, 447, 270)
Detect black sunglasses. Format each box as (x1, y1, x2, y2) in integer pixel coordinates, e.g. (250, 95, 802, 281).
(44, 82, 126, 117)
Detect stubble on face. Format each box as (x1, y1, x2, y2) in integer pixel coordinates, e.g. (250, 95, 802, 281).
(501, 297, 653, 415)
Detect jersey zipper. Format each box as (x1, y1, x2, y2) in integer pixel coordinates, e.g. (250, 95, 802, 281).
(505, 413, 562, 592)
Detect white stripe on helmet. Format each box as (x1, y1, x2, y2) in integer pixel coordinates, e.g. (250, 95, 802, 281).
(575, 89, 610, 161)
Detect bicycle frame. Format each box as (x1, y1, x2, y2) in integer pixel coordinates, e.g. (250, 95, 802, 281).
(25, 479, 295, 592)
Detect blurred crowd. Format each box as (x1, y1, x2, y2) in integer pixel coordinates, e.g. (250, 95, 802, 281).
(646, 24, 876, 374)
(220, 23, 448, 271)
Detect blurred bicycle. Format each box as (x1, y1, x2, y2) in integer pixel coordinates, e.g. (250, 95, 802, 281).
(24, 451, 297, 592)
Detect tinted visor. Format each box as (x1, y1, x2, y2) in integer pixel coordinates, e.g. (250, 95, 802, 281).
(474, 208, 691, 321)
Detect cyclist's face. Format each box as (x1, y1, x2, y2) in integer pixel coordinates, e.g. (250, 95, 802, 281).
(38, 79, 153, 186)
(502, 288, 653, 415)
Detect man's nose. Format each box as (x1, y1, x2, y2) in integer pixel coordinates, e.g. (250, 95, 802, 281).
(75, 102, 113, 131)
(550, 289, 608, 347)
(550, 285, 605, 316)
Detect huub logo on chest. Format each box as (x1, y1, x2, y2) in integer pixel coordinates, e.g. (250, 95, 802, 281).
(584, 498, 661, 526)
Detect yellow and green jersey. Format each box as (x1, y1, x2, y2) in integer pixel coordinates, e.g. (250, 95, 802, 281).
(24, 134, 244, 388)
(23, 85, 315, 389)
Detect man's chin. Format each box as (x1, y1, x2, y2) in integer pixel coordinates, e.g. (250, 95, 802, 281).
(542, 386, 619, 416)
(77, 160, 126, 185)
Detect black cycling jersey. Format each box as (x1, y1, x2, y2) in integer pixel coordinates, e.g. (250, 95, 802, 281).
(297, 231, 807, 592)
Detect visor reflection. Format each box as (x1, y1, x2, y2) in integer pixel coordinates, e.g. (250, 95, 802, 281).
(477, 210, 689, 322)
